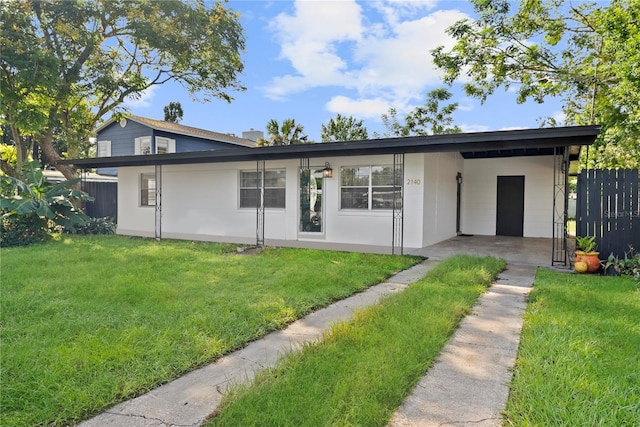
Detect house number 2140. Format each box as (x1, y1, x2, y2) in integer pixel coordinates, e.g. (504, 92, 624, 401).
(406, 178, 421, 185)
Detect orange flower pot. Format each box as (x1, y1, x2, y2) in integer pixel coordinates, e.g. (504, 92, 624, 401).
(574, 251, 600, 273)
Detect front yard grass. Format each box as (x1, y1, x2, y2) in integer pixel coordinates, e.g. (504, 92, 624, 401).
(1, 235, 420, 426)
(505, 270, 640, 425)
(208, 255, 506, 426)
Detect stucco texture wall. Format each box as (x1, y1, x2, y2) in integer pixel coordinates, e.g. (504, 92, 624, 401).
(461, 155, 555, 238)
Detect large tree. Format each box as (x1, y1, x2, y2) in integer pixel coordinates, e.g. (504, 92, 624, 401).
(256, 118, 309, 146)
(0, 0, 245, 179)
(321, 114, 368, 142)
(376, 88, 461, 137)
(432, 0, 640, 169)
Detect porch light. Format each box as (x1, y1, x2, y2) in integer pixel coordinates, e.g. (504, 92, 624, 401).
(456, 172, 463, 184)
(322, 162, 333, 178)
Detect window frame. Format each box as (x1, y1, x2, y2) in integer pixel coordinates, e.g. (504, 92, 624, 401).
(96, 140, 111, 157)
(135, 136, 152, 155)
(239, 169, 286, 209)
(155, 137, 176, 154)
(340, 165, 401, 211)
(140, 173, 156, 207)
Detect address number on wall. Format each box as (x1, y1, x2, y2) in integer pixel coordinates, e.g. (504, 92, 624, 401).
(406, 178, 421, 185)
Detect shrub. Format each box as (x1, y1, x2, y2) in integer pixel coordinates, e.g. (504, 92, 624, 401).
(0, 214, 49, 247)
(0, 161, 93, 246)
(67, 217, 116, 235)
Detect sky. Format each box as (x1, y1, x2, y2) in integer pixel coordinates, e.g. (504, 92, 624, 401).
(123, 0, 565, 142)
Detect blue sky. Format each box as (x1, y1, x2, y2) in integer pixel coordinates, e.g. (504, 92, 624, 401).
(123, 0, 564, 142)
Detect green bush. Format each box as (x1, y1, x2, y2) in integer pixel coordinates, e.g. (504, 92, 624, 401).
(0, 214, 49, 247)
(67, 217, 116, 235)
(0, 161, 93, 246)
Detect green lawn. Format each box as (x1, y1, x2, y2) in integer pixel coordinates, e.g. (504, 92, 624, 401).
(0, 235, 420, 426)
(208, 255, 506, 426)
(505, 270, 640, 425)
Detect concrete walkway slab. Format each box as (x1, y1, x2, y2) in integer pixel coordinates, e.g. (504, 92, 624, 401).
(79, 260, 439, 427)
(387, 264, 536, 427)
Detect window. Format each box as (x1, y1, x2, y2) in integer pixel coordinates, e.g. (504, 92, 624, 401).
(135, 136, 152, 155)
(140, 173, 156, 206)
(240, 169, 286, 208)
(97, 140, 111, 157)
(155, 137, 175, 154)
(340, 165, 401, 210)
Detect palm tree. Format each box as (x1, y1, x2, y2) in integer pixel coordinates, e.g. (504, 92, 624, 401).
(256, 118, 308, 146)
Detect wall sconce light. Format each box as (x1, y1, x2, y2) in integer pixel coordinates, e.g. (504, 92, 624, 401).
(456, 172, 463, 184)
(322, 162, 333, 178)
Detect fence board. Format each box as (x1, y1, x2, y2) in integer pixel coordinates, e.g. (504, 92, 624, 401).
(82, 181, 118, 221)
(577, 169, 640, 258)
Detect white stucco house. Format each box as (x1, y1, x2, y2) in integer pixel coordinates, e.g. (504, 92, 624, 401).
(62, 124, 600, 261)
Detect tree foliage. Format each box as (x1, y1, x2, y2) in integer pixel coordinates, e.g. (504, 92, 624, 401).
(0, 0, 245, 179)
(377, 88, 461, 137)
(321, 114, 368, 142)
(432, 0, 640, 169)
(163, 102, 184, 123)
(0, 161, 93, 245)
(256, 118, 309, 146)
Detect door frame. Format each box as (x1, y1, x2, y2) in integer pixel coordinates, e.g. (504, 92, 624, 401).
(496, 175, 525, 237)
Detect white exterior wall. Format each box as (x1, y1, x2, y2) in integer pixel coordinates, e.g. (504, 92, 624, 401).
(115, 153, 551, 250)
(117, 166, 155, 237)
(117, 161, 297, 242)
(116, 154, 428, 250)
(421, 152, 464, 246)
(461, 155, 555, 237)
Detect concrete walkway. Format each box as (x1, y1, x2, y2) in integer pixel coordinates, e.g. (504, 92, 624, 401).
(80, 260, 535, 427)
(79, 260, 438, 427)
(387, 263, 535, 427)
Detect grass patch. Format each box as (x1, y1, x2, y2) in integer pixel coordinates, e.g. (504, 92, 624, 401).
(1, 235, 420, 426)
(505, 270, 640, 426)
(208, 255, 505, 426)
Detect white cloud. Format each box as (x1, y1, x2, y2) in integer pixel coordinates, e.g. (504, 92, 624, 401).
(370, 0, 439, 27)
(457, 97, 476, 112)
(550, 110, 567, 125)
(124, 86, 157, 108)
(498, 126, 527, 131)
(264, 0, 471, 116)
(325, 95, 391, 119)
(459, 124, 491, 133)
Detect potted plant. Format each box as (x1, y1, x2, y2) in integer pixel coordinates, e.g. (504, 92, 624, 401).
(574, 236, 600, 273)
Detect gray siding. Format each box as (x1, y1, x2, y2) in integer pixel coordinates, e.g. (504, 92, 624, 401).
(96, 119, 252, 175)
(98, 120, 151, 156)
(97, 121, 248, 156)
(153, 130, 242, 152)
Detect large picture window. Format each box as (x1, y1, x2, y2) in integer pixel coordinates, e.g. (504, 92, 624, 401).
(340, 165, 401, 210)
(140, 173, 156, 206)
(240, 169, 286, 208)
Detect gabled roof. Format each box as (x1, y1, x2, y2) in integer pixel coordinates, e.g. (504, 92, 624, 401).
(96, 115, 256, 148)
(63, 125, 600, 169)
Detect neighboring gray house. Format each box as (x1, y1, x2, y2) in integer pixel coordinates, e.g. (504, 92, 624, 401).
(95, 115, 257, 175)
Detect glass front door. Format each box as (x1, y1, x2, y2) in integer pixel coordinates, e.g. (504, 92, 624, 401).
(300, 168, 324, 233)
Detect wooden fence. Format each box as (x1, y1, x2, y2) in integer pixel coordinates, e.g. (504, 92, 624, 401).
(82, 181, 118, 221)
(576, 169, 639, 258)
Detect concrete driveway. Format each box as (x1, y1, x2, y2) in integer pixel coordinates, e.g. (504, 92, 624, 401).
(408, 235, 555, 266)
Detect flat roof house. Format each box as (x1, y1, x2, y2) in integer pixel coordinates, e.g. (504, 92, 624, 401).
(63, 124, 600, 264)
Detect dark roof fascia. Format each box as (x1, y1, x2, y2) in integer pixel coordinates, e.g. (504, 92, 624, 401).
(61, 125, 601, 169)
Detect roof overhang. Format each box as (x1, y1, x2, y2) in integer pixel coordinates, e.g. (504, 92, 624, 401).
(60, 125, 600, 169)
